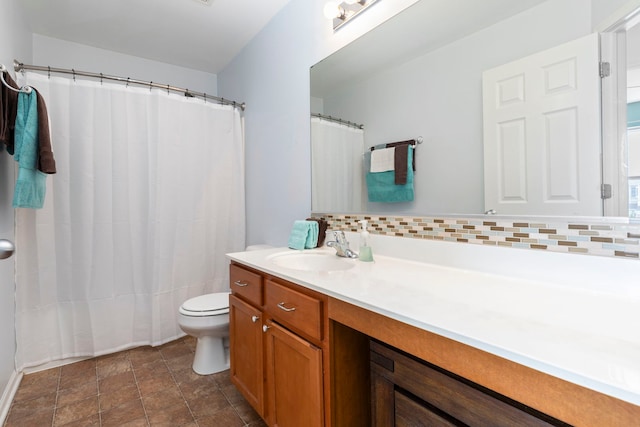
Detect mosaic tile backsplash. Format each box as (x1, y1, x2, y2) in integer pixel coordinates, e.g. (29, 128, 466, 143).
(312, 213, 640, 260)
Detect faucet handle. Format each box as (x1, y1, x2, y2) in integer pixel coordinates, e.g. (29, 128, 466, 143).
(333, 230, 347, 244)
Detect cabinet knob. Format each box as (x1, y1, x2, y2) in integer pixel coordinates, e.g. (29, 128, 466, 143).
(277, 302, 296, 312)
(251, 315, 260, 323)
(233, 280, 248, 287)
(262, 325, 270, 333)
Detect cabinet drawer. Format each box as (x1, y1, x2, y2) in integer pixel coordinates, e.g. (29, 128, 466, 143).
(265, 279, 322, 341)
(230, 264, 263, 306)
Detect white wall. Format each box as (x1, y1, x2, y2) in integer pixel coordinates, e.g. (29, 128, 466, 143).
(218, 0, 418, 246)
(32, 34, 218, 95)
(321, 0, 591, 215)
(0, 0, 32, 408)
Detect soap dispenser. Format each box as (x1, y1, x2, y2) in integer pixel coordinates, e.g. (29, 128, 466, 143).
(358, 220, 374, 262)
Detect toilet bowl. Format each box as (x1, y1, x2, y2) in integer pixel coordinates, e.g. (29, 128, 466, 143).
(177, 292, 230, 375)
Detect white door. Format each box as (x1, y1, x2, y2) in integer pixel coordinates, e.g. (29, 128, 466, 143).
(482, 33, 602, 216)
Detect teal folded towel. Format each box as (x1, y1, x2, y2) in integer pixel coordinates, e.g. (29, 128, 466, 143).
(288, 220, 319, 250)
(13, 91, 47, 209)
(366, 147, 414, 203)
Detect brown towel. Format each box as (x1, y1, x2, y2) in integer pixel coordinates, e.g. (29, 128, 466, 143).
(306, 217, 328, 247)
(385, 139, 415, 185)
(0, 71, 19, 153)
(34, 90, 56, 174)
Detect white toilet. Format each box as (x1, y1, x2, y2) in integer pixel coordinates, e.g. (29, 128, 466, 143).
(178, 244, 273, 375)
(178, 292, 231, 375)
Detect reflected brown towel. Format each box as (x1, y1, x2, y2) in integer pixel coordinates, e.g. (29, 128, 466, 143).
(0, 71, 19, 152)
(386, 140, 415, 185)
(306, 217, 328, 247)
(35, 90, 56, 174)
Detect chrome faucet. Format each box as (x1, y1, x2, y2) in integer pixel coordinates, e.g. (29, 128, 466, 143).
(326, 231, 358, 258)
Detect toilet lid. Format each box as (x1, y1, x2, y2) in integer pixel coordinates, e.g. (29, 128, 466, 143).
(180, 292, 230, 316)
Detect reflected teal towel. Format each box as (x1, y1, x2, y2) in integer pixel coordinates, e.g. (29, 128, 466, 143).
(288, 220, 319, 250)
(13, 91, 46, 209)
(366, 148, 414, 203)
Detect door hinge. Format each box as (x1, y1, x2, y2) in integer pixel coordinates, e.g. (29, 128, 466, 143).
(599, 61, 611, 78)
(601, 183, 612, 199)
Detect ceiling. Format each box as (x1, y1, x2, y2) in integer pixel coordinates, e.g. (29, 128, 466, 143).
(20, 0, 292, 74)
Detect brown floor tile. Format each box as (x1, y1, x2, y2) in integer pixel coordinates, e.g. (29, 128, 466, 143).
(13, 369, 60, 402)
(187, 389, 230, 419)
(100, 398, 146, 426)
(57, 379, 98, 407)
(98, 370, 136, 394)
(96, 356, 132, 379)
(146, 400, 195, 426)
(136, 372, 176, 397)
(141, 386, 183, 412)
(129, 346, 163, 368)
(132, 359, 170, 381)
(5, 337, 260, 427)
(163, 353, 193, 374)
(4, 407, 54, 427)
(53, 396, 99, 426)
(99, 383, 140, 413)
(59, 372, 97, 393)
(159, 341, 193, 361)
(60, 359, 97, 379)
(196, 406, 245, 427)
(233, 400, 264, 425)
(6, 392, 56, 420)
(59, 413, 101, 427)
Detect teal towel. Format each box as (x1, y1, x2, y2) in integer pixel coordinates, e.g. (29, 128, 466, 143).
(366, 147, 414, 203)
(13, 91, 47, 209)
(288, 220, 319, 250)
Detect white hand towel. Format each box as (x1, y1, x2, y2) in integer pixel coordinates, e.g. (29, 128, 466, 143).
(370, 147, 395, 172)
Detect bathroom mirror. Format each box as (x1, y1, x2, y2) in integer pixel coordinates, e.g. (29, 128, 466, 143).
(310, 0, 640, 218)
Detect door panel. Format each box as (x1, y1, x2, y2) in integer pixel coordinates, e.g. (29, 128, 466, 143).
(483, 33, 602, 216)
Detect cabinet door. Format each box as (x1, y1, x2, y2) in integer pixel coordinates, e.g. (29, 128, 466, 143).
(265, 320, 324, 427)
(229, 294, 264, 416)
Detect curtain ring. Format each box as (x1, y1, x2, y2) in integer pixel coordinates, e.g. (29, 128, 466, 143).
(220, 97, 225, 106)
(72, 69, 76, 82)
(204, 93, 207, 103)
(126, 77, 130, 88)
(47, 66, 51, 79)
(149, 81, 153, 92)
(100, 73, 103, 85)
(167, 84, 170, 95)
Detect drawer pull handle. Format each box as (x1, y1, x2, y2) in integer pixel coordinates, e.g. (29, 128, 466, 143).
(262, 325, 270, 333)
(234, 280, 248, 287)
(277, 302, 296, 312)
(251, 315, 260, 323)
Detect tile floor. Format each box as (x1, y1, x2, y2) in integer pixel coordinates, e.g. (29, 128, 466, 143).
(3, 336, 267, 427)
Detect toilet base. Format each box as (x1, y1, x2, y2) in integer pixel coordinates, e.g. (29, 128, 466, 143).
(192, 335, 229, 375)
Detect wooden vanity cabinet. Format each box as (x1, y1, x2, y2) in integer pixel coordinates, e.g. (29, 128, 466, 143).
(229, 263, 328, 427)
(370, 340, 568, 427)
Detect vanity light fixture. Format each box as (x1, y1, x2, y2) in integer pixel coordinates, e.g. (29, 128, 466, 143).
(324, 0, 379, 31)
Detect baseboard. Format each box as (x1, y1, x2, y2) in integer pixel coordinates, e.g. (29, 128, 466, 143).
(0, 370, 23, 425)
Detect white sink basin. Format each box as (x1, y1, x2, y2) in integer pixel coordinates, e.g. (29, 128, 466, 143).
(267, 251, 356, 272)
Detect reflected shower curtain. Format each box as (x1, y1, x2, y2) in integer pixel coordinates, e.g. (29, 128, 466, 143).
(14, 72, 245, 369)
(311, 117, 364, 212)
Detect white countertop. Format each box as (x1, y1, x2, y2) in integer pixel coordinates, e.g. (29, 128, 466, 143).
(226, 237, 640, 406)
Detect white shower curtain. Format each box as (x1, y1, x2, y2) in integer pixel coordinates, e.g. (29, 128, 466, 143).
(311, 117, 364, 212)
(14, 72, 245, 370)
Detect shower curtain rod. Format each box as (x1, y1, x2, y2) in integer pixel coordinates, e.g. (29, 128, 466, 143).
(14, 59, 246, 111)
(312, 113, 363, 129)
